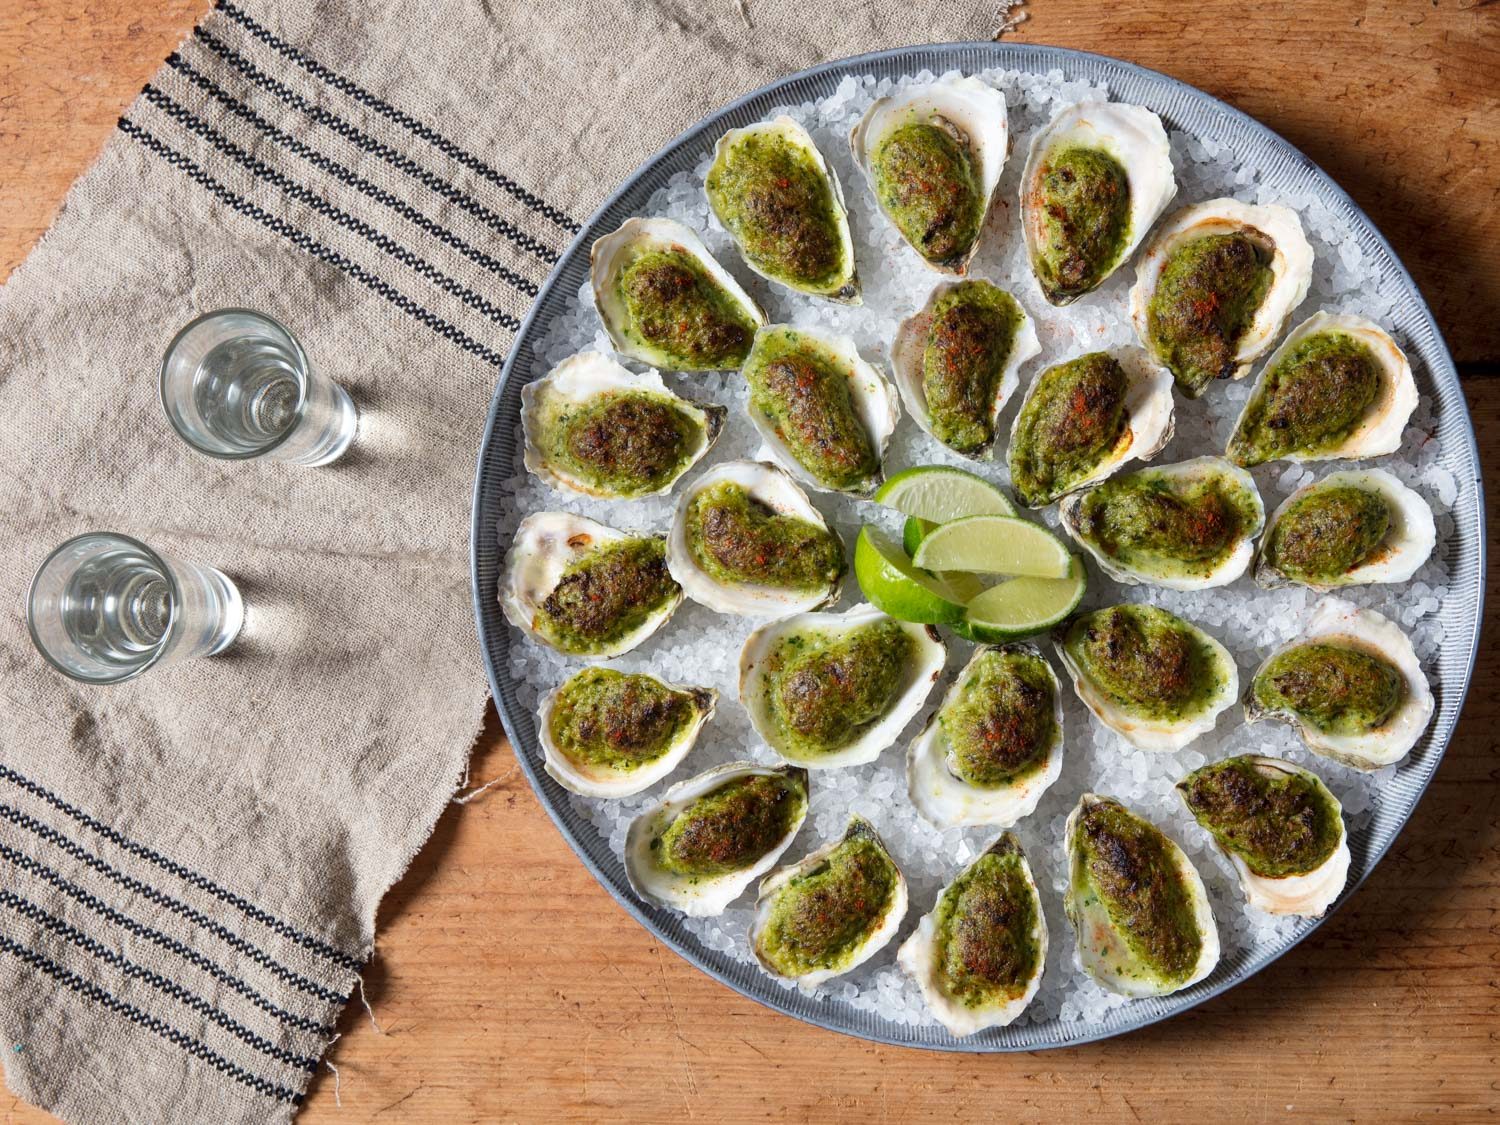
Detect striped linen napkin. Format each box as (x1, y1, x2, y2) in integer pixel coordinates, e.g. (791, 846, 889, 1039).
(0, 0, 1006, 1120)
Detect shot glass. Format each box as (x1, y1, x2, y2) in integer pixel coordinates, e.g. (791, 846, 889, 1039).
(160, 308, 357, 466)
(27, 532, 244, 685)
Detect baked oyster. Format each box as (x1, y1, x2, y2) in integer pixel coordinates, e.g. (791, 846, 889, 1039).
(1226, 312, 1419, 466)
(502, 512, 681, 658)
(1129, 199, 1314, 397)
(538, 668, 716, 798)
(849, 75, 1009, 274)
(897, 832, 1047, 1036)
(740, 604, 946, 769)
(624, 761, 808, 915)
(1246, 597, 1433, 770)
(705, 116, 859, 302)
(1177, 755, 1350, 917)
(520, 351, 726, 498)
(907, 644, 1064, 830)
(751, 816, 908, 988)
(1006, 348, 1175, 508)
(1064, 794, 1220, 998)
(590, 217, 765, 371)
(1059, 456, 1265, 590)
(1055, 604, 1238, 751)
(667, 460, 845, 617)
(890, 279, 1041, 459)
(1255, 468, 1436, 590)
(741, 325, 899, 498)
(1021, 101, 1177, 305)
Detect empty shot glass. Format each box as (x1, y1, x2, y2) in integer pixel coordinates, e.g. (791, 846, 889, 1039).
(27, 532, 244, 684)
(160, 308, 357, 466)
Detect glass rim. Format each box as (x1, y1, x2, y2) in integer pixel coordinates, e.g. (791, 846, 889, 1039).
(26, 530, 182, 685)
(158, 306, 311, 461)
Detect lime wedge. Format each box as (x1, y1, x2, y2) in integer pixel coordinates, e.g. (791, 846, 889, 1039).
(902, 517, 985, 602)
(854, 526, 965, 625)
(961, 557, 1087, 642)
(912, 514, 1073, 578)
(902, 516, 933, 558)
(875, 466, 1015, 523)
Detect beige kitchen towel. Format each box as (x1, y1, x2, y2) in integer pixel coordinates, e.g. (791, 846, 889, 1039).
(0, 1, 1009, 1120)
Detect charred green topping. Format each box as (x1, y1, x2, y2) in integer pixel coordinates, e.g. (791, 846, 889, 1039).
(933, 838, 1041, 1006)
(1228, 332, 1383, 466)
(618, 249, 758, 369)
(1008, 352, 1130, 507)
(767, 618, 914, 759)
(1146, 232, 1274, 396)
(940, 649, 1057, 788)
(1070, 798, 1202, 985)
(549, 668, 696, 770)
(756, 822, 900, 976)
(1178, 757, 1342, 879)
(534, 537, 679, 654)
(1029, 146, 1132, 302)
(1252, 641, 1404, 735)
(1063, 604, 1221, 722)
(870, 120, 983, 266)
(544, 391, 702, 496)
(1263, 485, 1391, 583)
(920, 281, 1023, 454)
(654, 771, 807, 878)
(683, 480, 844, 592)
(1074, 470, 1254, 576)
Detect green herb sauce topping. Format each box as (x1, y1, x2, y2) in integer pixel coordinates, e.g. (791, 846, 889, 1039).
(1029, 146, 1132, 302)
(920, 280, 1022, 455)
(766, 618, 913, 759)
(549, 668, 695, 770)
(940, 648, 1056, 788)
(1074, 470, 1254, 577)
(684, 480, 844, 592)
(1263, 485, 1391, 583)
(654, 771, 807, 877)
(534, 537, 679, 655)
(870, 120, 983, 266)
(1178, 757, 1341, 879)
(618, 248, 758, 369)
(1063, 604, 1221, 722)
(543, 391, 699, 496)
(1252, 641, 1404, 735)
(933, 839, 1041, 1007)
(1008, 352, 1130, 507)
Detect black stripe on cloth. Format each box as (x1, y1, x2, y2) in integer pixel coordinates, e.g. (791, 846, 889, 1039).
(0, 843, 337, 1035)
(186, 31, 562, 265)
(0, 889, 320, 1072)
(214, 0, 582, 234)
(0, 809, 348, 1005)
(0, 763, 360, 974)
(140, 84, 519, 329)
(0, 935, 303, 1105)
(119, 118, 512, 367)
(162, 55, 540, 298)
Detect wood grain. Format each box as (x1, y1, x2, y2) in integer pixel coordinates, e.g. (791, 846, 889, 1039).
(3, 1, 1497, 1121)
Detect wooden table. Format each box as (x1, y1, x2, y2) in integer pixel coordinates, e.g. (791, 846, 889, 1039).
(4, 1, 1497, 1119)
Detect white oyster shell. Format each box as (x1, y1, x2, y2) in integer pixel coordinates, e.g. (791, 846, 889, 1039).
(740, 604, 946, 770)
(520, 351, 726, 498)
(666, 460, 844, 617)
(623, 761, 808, 915)
(1246, 596, 1434, 770)
(849, 75, 1009, 274)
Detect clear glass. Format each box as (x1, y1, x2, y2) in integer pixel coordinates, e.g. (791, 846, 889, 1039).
(27, 533, 244, 684)
(160, 308, 357, 466)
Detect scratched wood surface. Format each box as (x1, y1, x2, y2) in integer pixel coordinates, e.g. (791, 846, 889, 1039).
(3, 1, 1497, 1120)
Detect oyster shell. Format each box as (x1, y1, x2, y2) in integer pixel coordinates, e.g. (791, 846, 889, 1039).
(849, 75, 1009, 274)
(1006, 347, 1175, 509)
(538, 668, 716, 798)
(501, 512, 681, 658)
(624, 761, 808, 915)
(740, 604, 946, 769)
(1226, 312, 1419, 466)
(1129, 198, 1314, 397)
(741, 324, 899, 498)
(1064, 793, 1220, 998)
(751, 816, 908, 988)
(1055, 604, 1238, 752)
(1255, 468, 1436, 590)
(907, 644, 1064, 829)
(897, 832, 1047, 1036)
(521, 351, 726, 499)
(1021, 100, 1177, 305)
(889, 279, 1041, 459)
(1059, 456, 1265, 590)
(1177, 755, 1350, 917)
(705, 116, 859, 302)
(1246, 596, 1434, 770)
(590, 217, 766, 372)
(667, 460, 845, 618)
